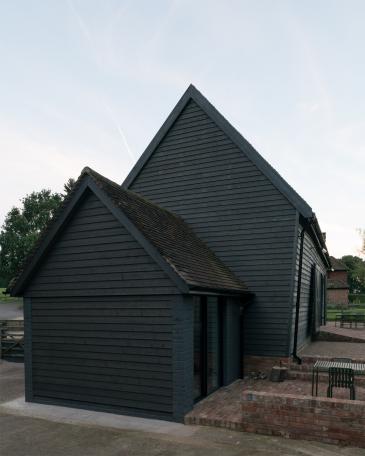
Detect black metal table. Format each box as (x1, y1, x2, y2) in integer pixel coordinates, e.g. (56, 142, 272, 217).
(311, 360, 365, 396)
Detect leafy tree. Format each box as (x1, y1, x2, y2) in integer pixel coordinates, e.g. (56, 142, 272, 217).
(341, 255, 365, 294)
(359, 229, 365, 257)
(64, 177, 76, 195)
(0, 189, 63, 287)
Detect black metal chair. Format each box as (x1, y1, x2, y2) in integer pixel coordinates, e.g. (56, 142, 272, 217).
(327, 367, 355, 400)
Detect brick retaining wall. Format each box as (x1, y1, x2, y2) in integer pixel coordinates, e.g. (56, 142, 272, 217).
(242, 390, 365, 447)
(244, 356, 290, 374)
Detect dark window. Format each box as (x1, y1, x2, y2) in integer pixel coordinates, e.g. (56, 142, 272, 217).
(194, 296, 223, 401)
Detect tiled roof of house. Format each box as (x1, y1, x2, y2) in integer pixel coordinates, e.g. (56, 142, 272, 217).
(9, 167, 249, 295)
(330, 256, 348, 271)
(85, 168, 249, 293)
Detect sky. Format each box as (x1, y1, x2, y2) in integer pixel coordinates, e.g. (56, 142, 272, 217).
(0, 0, 364, 258)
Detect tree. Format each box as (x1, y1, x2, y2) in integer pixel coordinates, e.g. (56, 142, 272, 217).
(63, 177, 76, 195)
(341, 255, 365, 295)
(358, 229, 365, 257)
(0, 189, 63, 287)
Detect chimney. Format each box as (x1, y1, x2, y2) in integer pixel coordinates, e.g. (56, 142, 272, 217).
(322, 232, 326, 242)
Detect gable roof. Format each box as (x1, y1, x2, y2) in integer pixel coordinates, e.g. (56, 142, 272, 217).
(330, 256, 348, 271)
(122, 84, 330, 268)
(123, 84, 313, 216)
(9, 167, 249, 296)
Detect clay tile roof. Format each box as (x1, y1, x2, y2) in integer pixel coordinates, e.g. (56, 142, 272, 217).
(330, 256, 348, 271)
(84, 167, 249, 294)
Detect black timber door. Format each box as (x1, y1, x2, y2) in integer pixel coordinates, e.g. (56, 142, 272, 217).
(309, 266, 325, 337)
(193, 296, 223, 401)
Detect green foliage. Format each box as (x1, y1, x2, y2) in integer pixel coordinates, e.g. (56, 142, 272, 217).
(357, 228, 365, 255)
(63, 177, 76, 195)
(326, 305, 365, 321)
(341, 255, 365, 294)
(349, 294, 365, 305)
(0, 189, 63, 287)
(0, 287, 22, 303)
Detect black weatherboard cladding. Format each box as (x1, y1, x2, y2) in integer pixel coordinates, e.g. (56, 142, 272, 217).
(12, 167, 248, 296)
(22, 190, 180, 419)
(30, 295, 176, 419)
(129, 98, 298, 356)
(25, 191, 179, 297)
(292, 223, 327, 350)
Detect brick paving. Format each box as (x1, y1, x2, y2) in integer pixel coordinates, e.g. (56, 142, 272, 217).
(318, 323, 365, 343)
(300, 340, 365, 358)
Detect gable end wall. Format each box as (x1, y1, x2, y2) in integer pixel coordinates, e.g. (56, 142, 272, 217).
(130, 99, 298, 356)
(23, 191, 179, 297)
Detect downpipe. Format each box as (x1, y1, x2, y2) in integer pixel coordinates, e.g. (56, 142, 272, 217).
(292, 224, 306, 365)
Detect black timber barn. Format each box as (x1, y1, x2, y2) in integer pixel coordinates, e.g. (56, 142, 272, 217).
(9, 85, 330, 421)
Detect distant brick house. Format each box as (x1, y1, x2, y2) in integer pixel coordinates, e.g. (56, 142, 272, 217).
(327, 256, 349, 306)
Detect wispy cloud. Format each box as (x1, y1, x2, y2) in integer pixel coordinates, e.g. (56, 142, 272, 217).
(67, 0, 92, 44)
(102, 101, 135, 163)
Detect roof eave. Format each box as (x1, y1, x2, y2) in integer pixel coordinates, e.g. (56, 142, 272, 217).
(187, 284, 252, 297)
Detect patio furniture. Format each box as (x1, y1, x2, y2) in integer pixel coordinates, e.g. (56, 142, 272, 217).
(311, 360, 365, 397)
(327, 367, 355, 400)
(335, 312, 365, 328)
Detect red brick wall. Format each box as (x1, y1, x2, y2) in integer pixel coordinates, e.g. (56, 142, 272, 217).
(327, 288, 349, 306)
(244, 356, 290, 374)
(327, 270, 349, 306)
(242, 391, 365, 447)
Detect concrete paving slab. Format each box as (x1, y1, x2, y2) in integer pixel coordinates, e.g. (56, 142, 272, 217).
(0, 360, 24, 403)
(1, 396, 196, 437)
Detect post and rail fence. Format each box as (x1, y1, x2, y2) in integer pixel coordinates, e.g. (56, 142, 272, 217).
(0, 320, 24, 361)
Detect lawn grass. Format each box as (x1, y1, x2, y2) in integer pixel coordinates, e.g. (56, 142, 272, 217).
(0, 287, 22, 304)
(326, 305, 365, 321)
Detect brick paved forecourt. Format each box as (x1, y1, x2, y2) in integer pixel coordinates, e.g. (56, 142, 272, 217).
(185, 378, 365, 448)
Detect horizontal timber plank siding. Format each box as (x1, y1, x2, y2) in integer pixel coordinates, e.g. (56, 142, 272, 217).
(25, 191, 178, 297)
(130, 99, 298, 356)
(291, 225, 327, 350)
(31, 295, 175, 419)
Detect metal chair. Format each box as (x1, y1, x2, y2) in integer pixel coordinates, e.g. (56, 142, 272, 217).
(327, 367, 355, 400)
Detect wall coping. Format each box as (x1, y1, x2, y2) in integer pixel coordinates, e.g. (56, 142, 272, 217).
(243, 389, 365, 408)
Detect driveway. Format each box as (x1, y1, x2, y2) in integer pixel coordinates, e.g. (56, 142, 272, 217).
(0, 301, 23, 320)
(1, 361, 364, 456)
